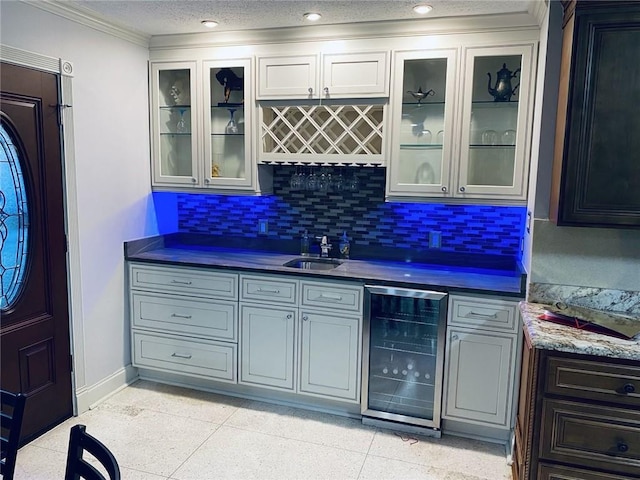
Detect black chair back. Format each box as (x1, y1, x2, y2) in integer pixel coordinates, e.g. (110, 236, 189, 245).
(0, 390, 27, 480)
(64, 424, 121, 480)
(0, 389, 27, 480)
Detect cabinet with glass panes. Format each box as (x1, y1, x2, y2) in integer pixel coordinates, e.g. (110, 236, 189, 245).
(149, 59, 269, 193)
(387, 44, 535, 203)
(387, 49, 457, 198)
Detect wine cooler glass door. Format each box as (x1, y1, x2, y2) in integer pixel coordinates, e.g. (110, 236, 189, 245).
(363, 287, 447, 428)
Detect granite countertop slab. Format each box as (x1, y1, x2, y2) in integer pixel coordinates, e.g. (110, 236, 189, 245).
(125, 239, 526, 296)
(520, 301, 640, 361)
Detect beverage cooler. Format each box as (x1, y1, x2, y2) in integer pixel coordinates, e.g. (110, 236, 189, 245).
(362, 286, 447, 430)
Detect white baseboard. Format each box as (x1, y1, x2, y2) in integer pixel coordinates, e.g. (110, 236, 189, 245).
(75, 365, 139, 414)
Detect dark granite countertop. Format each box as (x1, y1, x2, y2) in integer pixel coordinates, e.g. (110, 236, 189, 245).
(125, 234, 527, 297)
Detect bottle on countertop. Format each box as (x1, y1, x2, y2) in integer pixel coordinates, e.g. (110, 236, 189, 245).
(300, 230, 310, 256)
(339, 231, 350, 259)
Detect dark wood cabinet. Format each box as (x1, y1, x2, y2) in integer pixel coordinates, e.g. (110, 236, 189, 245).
(550, 1, 640, 228)
(512, 338, 640, 479)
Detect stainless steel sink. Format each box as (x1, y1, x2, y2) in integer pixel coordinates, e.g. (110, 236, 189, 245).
(282, 258, 343, 270)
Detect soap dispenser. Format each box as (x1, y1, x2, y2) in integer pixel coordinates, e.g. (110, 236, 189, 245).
(300, 230, 310, 256)
(339, 231, 350, 259)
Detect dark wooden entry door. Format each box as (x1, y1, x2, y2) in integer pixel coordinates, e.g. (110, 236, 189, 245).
(1, 62, 73, 443)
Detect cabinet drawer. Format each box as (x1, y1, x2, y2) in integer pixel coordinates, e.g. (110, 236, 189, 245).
(540, 398, 640, 476)
(546, 356, 640, 408)
(132, 292, 237, 341)
(241, 275, 298, 305)
(133, 331, 236, 383)
(537, 463, 634, 480)
(130, 263, 238, 300)
(448, 295, 518, 332)
(301, 281, 362, 313)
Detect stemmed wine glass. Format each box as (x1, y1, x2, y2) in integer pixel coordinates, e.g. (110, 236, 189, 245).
(176, 109, 187, 133)
(226, 108, 239, 134)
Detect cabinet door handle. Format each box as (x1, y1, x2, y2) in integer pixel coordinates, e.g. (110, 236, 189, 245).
(622, 383, 636, 394)
(317, 293, 343, 301)
(441, 186, 448, 192)
(452, 334, 459, 341)
(171, 279, 193, 285)
(302, 316, 309, 321)
(256, 287, 280, 294)
(465, 311, 498, 320)
(459, 186, 466, 192)
(617, 442, 629, 453)
(286, 314, 292, 319)
(323, 87, 329, 95)
(171, 313, 192, 319)
(171, 352, 192, 359)
(308, 87, 313, 95)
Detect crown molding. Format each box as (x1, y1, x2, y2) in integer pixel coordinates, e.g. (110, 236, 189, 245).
(528, 0, 549, 26)
(149, 13, 540, 51)
(22, 0, 150, 48)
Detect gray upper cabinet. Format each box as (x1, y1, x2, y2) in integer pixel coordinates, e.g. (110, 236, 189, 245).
(256, 51, 389, 100)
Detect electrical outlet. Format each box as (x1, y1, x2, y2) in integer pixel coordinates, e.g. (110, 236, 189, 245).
(258, 219, 268, 235)
(429, 231, 442, 249)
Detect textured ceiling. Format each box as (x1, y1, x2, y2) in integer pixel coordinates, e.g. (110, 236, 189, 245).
(63, 0, 537, 37)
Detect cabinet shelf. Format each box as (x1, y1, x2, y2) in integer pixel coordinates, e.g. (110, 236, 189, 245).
(212, 104, 244, 110)
(160, 132, 191, 137)
(469, 144, 515, 149)
(400, 144, 443, 150)
(160, 105, 191, 110)
(211, 133, 244, 137)
(471, 101, 519, 107)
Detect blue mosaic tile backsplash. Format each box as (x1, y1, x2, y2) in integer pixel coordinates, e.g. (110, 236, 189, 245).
(175, 166, 525, 257)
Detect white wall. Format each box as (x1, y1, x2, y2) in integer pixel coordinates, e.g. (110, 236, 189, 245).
(1, 2, 158, 409)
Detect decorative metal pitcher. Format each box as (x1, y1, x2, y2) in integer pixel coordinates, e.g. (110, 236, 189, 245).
(487, 63, 520, 102)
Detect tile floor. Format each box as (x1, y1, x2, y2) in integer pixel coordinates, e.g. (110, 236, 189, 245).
(15, 380, 512, 479)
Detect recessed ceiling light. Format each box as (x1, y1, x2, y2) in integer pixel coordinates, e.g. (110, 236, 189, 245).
(201, 20, 218, 28)
(303, 12, 322, 22)
(413, 4, 433, 15)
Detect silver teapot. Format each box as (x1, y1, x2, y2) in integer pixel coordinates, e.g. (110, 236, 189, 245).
(487, 63, 520, 102)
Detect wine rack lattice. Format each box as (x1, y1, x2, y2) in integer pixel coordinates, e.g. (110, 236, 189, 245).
(260, 104, 385, 165)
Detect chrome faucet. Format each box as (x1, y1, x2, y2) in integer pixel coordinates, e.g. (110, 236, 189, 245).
(316, 235, 332, 258)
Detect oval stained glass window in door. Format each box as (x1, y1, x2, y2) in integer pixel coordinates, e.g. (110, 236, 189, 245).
(0, 122, 30, 310)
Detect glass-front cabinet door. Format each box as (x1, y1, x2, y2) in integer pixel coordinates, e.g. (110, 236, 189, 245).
(150, 62, 199, 186)
(457, 45, 534, 200)
(203, 59, 253, 189)
(387, 49, 457, 198)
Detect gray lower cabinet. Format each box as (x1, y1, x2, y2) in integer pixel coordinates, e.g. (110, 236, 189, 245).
(239, 273, 363, 403)
(129, 262, 239, 383)
(240, 304, 296, 390)
(299, 310, 360, 401)
(443, 294, 521, 439)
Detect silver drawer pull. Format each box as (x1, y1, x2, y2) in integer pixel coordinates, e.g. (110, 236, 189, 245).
(171, 279, 193, 285)
(317, 293, 343, 301)
(256, 287, 280, 294)
(465, 311, 498, 320)
(171, 313, 192, 319)
(171, 352, 192, 359)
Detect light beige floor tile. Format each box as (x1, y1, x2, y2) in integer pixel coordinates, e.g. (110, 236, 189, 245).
(171, 425, 366, 480)
(225, 400, 376, 453)
(105, 379, 246, 424)
(32, 403, 219, 477)
(14, 444, 67, 480)
(367, 430, 511, 480)
(358, 454, 496, 480)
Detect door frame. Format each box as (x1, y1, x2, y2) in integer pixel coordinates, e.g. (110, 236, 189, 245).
(1, 44, 84, 415)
